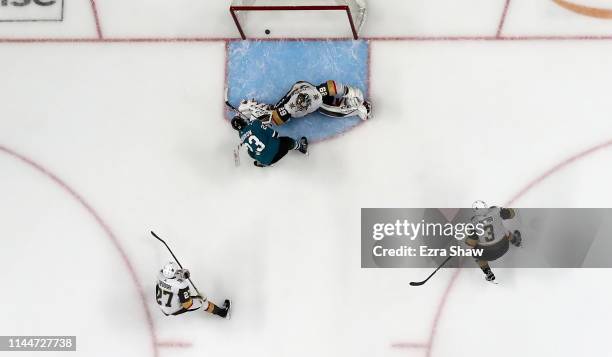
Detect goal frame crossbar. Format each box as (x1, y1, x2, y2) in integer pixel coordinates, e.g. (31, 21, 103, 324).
(229, 5, 359, 40)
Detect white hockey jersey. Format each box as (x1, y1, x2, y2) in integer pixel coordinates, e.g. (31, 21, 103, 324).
(471, 207, 512, 246)
(155, 272, 193, 316)
(276, 81, 324, 119)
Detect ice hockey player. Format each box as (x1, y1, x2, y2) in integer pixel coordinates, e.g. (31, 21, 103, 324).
(155, 262, 230, 318)
(466, 201, 522, 283)
(238, 80, 372, 125)
(231, 115, 308, 167)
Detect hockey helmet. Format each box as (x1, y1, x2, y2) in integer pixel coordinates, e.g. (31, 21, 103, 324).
(231, 116, 247, 131)
(472, 200, 489, 215)
(162, 261, 179, 279)
(295, 93, 311, 111)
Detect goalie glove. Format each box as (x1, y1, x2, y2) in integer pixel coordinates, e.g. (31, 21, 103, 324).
(177, 269, 190, 280)
(238, 99, 273, 125)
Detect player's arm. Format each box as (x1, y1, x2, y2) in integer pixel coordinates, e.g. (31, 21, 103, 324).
(178, 287, 206, 311)
(465, 233, 479, 248)
(465, 217, 480, 247)
(499, 208, 516, 220)
(255, 119, 279, 138)
(269, 127, 279, 138)
(176, 270, 200, 310)
(270, 105, 290, 126)
(316, 80, 342, 98)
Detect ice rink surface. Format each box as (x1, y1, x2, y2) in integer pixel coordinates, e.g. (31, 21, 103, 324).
(1, 1, 612, 356)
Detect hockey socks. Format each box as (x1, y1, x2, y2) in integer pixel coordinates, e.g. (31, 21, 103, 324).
(481, 266, 496, 282)
(208, 300, 231, 318)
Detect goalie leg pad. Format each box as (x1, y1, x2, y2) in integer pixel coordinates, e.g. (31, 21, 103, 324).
(344, 86, 364, 104)
(319, 97, 371, 120)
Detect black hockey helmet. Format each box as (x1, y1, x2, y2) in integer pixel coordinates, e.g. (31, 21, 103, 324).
(296, 93, 311, 111)
(231, 116, 247, 131)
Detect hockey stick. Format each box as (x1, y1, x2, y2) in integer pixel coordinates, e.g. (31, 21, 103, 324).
(233, 144, 241, 167)
(409, 255, 454, 286)
(224, 87, 251, 121)
(150, 230, 204, 298)
(224, 87, 245, 167)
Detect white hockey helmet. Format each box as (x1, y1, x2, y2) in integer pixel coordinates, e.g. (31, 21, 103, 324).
(472, 200, 489, 214)
(162, 262, 179, 279)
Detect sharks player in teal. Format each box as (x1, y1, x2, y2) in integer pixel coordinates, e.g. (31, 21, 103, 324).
(231, 116, 308, 167)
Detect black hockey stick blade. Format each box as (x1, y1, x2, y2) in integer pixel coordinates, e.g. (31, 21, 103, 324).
(409, 280, 427, 287)
(224, 87, 239, 112)
(409, 255, 454, 286)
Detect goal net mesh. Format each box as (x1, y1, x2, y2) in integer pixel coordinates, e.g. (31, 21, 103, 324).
(230, 0, 367, 39)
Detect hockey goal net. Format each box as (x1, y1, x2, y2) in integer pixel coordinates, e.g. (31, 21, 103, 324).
(230, 0, 367, 40)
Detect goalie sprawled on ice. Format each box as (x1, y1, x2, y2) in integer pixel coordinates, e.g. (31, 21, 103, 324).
(238, 80, 372, 125)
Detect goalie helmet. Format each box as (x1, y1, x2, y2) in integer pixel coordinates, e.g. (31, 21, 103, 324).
(472, 200, 489, 215)
(162, 262, 179, 279)
(295, 93, 311, 112)
(231, 116, 247, 131)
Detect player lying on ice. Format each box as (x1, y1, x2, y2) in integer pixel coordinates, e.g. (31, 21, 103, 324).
(237, 80, 372, 125)
(466, 201, 522, 283)
(156, 262, 231, 318)
(231, 115, 308, 167)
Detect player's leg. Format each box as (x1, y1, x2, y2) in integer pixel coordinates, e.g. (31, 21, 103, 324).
(203, 299, 231, 318)
(478, 260, 496, 282)
(318, 81, 371, 120)
(272, 136, 307, 160)
(260, 137, 308, 167)
(170, 297, 204, 316)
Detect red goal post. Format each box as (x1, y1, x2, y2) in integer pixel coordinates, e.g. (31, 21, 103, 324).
(230, 0, 367, 40)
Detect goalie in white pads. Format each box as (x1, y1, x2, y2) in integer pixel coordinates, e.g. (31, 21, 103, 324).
(155, 262, 230, 318)
(238, 80, 372, 125)
(466, 202, 522, 283)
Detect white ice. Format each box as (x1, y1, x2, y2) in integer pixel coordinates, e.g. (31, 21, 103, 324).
(1, 1, 612, 357)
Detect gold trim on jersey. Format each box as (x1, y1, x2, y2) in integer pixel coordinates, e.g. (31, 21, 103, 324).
(327, 80, 337, 96)
(182, 299, 193, 309)
(465, 237, 479, 248)
(271, 109, 284, 125)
